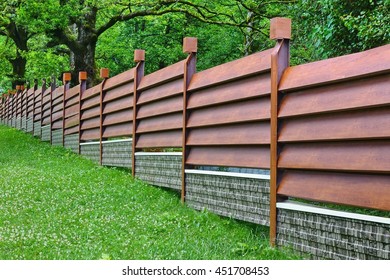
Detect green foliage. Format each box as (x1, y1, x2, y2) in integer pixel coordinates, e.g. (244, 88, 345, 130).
(0, 125, 299, 260)
(290, 0, 390, 65)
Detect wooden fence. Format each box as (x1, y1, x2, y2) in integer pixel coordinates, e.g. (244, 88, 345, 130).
(1, 17, 389, 259)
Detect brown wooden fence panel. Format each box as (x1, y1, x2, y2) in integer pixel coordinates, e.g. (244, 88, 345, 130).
(185, 49, 272, 169)
(276, 44, 390, 211)
(41, 87, 52, 126)
(63, 84, 81, 135)
(135, 60, 185, 149)
(33, 86, 43, 123)
(80, 84, 101, 141)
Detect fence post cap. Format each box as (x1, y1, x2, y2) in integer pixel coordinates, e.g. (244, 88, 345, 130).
(134, 49, 145, 62)
(100, 68, 109, 79)
(79, 71, 87, 82)
(63, 72, 71, 84)
(270, 17, 291, 40)
(16, 85, 21, 90)
(183, 37, 198, 53)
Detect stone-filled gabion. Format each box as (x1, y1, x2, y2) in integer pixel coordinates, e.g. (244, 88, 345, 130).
(64, 134, 79, 153)
(51, 129, 63, 146)
(135, 154, 182, 190)
(102, 140, 132, 168)
(80, 142, 100, 164)
(186, 172, 270, 226)
(33, 121, 41, 137)
(26, 117, 34, 133)
(277, 207, 390, 260)
(41, 125, 51, 142)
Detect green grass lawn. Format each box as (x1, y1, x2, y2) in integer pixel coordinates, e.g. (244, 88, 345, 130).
(0, 125, 299, 260)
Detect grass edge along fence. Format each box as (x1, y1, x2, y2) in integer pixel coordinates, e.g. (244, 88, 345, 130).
(1, 17, 389, 260)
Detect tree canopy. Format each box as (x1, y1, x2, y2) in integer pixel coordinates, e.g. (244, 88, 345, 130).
(0, 0, 389, 93)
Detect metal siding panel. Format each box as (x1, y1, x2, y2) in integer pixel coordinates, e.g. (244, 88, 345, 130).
(278, 170, 390, 211)
(279, 108, 390, 142)
(102, 122, 133, 138)
(186, 146, 270, 168)
(103, 82, 134, 103)
(103, 95, 133, 114)
(188, 74, 270, 109)
(137, 95, 182, 119)
(136, 112, 182, 133)
(136, 130, 182, 148)
(279, 74, 390, 118)
(187, 122, 270, 145)
(138, 78, 182, 104)
(187, 97, 270, 128)
(278, 141, 390, 173)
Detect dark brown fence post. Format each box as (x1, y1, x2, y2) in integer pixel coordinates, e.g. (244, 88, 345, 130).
(62, 73, 71, 146)
(181, 37, 197, 203)
(132, 49, 145, 177)
(99, 68, 110, 165)
(78, 72, 88, 154)
(49, 77, 56, 144)
(269, 17, 291, 246)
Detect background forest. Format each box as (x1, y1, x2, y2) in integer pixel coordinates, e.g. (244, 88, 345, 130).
(0, 0, 389, 92)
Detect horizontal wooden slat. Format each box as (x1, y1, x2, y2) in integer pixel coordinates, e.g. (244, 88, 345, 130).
(103, 81, 134, 103)
(187, 74, 270, 109)
(80, 106, 100, 120)
(51, 93, 63, 106)
(187, 97, 270, 128)
(81, 85, 100, 100)
(103, 110, 133, 126)
(103, 95, 133, 115)
(137, 95, 182, 119)
(277, 170, 390, 211)
(80, 127, 100, 140)
(188, 49, 272, 91)
(80, 117, 100, 130)
(64, 115, 79, 128)
(186, 146, 270, 168)
(52, 103, 63, 114)
(136, 130, 182, 148)
(51, 111, 63, 122)
(41, 116, 50, 125)
(137, 78, 182, 105)
(52, 86, 64, 99)
(103, 68, 135, 91)
(64, 104, 79, 118)
(65, 86, 80, 100)
(136, 112, 182, 133)
(102, 122, 133, 138)
(279, 108, 390, 142)
(65, 95, 79, 108)
(64, 126, 79, 135)
(81, 94, 100, 110)
(52, 119, 63, 129)
(279, 74, 390, 118)
(279, 44, 390, 91)
(187, 122, 270, 145)
(279, 141, 390, 173)
(138, 60, 184, 91)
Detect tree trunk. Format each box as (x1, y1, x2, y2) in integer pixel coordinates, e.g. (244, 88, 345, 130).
(70, 41, 97, 87)
(9, 51, 27, 89)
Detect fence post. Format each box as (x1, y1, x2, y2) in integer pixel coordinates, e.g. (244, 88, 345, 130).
(49, 76, 56, 144)
(269, 17, 291, 246)
(132, 49, 145, 177)
(78, 72, 88, 154)
(99, 68, 110, 165)
(62, 73, 72, 146)
(181, 37, 197, 203)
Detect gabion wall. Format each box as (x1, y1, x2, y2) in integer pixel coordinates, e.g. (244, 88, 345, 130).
(102, 140, 132, 168)
(186, 172, 270, 226)
(135, 153, 182, 190)
(277, 207, 390, 260)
